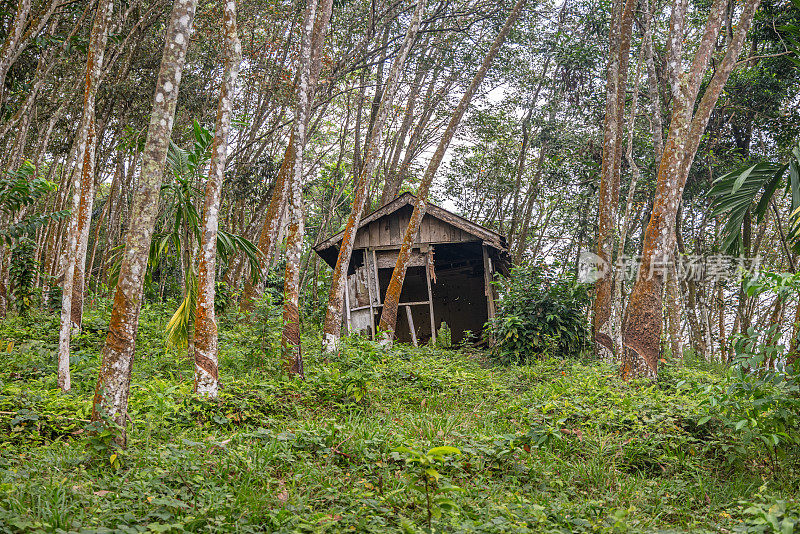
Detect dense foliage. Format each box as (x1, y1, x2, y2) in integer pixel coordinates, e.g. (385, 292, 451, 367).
(1, 0, 800, 529)
(488, 265, 590, 363)
(3, 301, 797, 532)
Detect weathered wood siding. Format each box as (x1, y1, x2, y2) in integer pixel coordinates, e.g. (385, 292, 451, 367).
(352, 206, 478, 249)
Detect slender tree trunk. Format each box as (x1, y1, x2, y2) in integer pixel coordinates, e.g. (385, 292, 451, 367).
(194, 0, 242, 398)
(592, 0, 636, 360)
(514, 147, 547, 261)
(57, 0, 114, 392)
(378, 0, 527, 342)
(611, 3, 650, 356)
(352, 69, 367, 178)
(87, 153, 123, 293)
(282, 0, 324, 376)
(0, 0, 33, 110)
(677, 208, 703, 354)
(787, 298, 800, 367)
(508, 104, 534, 246)
(665, 252, 682, 357)
(735, 209, 752, 334)
(322, 0, 427, 353)
(91, 0, 199, 446)
(509, 0, 570, 245)
(379, 43, 433, 207)
(239, 0, 334, 311)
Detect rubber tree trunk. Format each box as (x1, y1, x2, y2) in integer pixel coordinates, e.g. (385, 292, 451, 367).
(193, 0, 242, 398)
(0, 0, 32, 110)
(379, 47, 429, 207)
(281, 0, 322, 376)
(322, 0, 427, 353)
(592, 0, 636, 360)
(91, 0, 199, 446)
(611, 0, 650, 358)
(57, 0, 114, 392)
(621, 0, 761, 379)
(72, 1, 117, 328)
(378, 0, 527, 343)
(239, 0, 335, 312)
(508, 0, 570, 246)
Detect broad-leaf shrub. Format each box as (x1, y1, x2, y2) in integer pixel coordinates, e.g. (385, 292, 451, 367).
(696, 272, 800, 464)
(487, 265, 589, 363)
(9, 238, 36, 315)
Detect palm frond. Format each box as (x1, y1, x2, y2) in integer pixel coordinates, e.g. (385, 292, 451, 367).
(1, 210, 70, 245)
(784, 145, 800, 242)
(218, 230, 263, 284)
(166, 267, 198, 350)
(709, 162, 786, 254)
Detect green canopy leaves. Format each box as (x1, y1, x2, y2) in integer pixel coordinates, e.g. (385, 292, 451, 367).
(0, 161, 70, 244)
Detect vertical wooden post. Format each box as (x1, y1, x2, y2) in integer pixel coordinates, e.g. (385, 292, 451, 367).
(405, 305, 418, 347)
(425, 247, 436, 341)
(482, 244, 496, 345)
(365, 249, 376, 339)
(344, 273, 351, 334)
(372, 248, 381, 303)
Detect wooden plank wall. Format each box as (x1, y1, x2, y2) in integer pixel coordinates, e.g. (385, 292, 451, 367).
(353, 211, 476, 249)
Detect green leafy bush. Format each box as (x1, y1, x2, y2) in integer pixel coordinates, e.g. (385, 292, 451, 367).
(487, 265, 589, 363)
(700, 363, 800, 468)
(697, 271, 800, 466)
(9, 238, 36, 316)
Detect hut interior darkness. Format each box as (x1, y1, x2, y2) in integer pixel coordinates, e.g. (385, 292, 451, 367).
(314, 193, 510, 345)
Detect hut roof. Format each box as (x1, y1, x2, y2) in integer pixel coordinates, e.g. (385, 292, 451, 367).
(314, 192, 510, 270)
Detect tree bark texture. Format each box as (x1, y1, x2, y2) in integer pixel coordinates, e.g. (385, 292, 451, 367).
(92, 0, 199, 445)
(71, 0, 116, 331)
(281, 0, 322, 376)
(592, 0, 636, 360)
(194, 0, 242, 398)
(57, 0, 114, 392)
(621, 0, 761, 379)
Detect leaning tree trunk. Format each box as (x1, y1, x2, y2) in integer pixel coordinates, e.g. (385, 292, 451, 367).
(592, 0, 636, 361)
(281, 0, 322, 376)
(621, 0, 761, 379)
(379, 47, 429, 207)
(322, 0, 427, 353)
(239, 0, 335, 312)
(378, 0, 527, 343)
(57, 0, 113, 392)
(0, 0, 32, 110)
(92, 0, 199, 446)
(193, 0, 242, 398)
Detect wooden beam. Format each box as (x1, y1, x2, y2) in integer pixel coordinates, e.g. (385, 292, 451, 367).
(372, 248, 381, 304)
(405, 306, 418, 347)
(425, 248, 436, 341)
(482, 244, 496, 345)
(349, 301, 430, 312)
(344, 274, 352, 333)
(365, 250, 376, 339)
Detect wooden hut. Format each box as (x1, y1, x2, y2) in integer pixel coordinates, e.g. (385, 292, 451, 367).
(314, 193, 510, 345)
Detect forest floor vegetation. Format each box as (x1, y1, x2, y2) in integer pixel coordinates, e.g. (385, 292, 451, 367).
(1, 300, 799, 533)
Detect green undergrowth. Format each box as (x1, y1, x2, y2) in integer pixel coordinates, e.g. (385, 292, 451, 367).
(1, 302, 799, 533)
